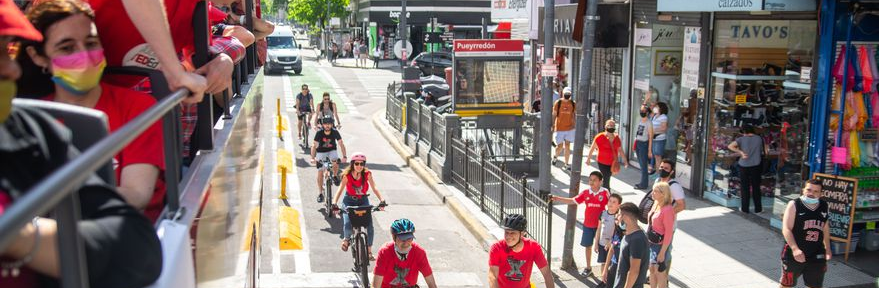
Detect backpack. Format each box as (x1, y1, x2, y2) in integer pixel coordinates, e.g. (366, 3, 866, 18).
(638, 180, 677, 224)
(554, 99, 575, 114)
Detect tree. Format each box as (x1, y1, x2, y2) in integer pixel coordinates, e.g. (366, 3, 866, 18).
(261, 0, 288, 18)
(287, 0, 349, 31)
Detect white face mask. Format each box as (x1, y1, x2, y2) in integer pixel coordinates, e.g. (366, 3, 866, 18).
(652, 107, 660, 114)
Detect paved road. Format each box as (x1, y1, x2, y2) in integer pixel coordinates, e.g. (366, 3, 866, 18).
(258, 50, 488, 288)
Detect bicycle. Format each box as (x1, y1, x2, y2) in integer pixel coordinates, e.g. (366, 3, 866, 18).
(340, 204, 385, 288)
(318, 156, 334, 216)
(299, 111, 311, 150)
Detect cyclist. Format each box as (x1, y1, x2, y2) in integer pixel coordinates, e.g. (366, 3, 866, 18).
(489, 214, 554, 288)
(311, 116, 347, 202)
(373, 219, 438, 288)
(332, 152, 386, 260)
(296, 84, 314, 139)
(312, 92, 341, 129)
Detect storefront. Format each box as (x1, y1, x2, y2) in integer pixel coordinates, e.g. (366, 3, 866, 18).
(536, 3, 631, 141)
(809, 0, 879, 271)
(628, 0, 704, 190)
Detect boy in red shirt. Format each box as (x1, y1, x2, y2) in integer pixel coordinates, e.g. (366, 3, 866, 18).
(488, 214, 554, 288)
(373, 219, 437, 288)
(549, 171, 610, 277)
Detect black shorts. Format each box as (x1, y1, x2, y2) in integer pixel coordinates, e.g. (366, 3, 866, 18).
(297, 110, 311, 120)
(780, 259, 826, 287)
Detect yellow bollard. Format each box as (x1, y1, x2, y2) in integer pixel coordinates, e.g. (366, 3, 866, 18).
(277, 98, 282, 140)
(279, 166, 287, 199)
(277, 149, 292, 200)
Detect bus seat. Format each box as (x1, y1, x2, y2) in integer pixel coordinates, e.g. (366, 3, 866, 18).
(11, 98, 115, 186)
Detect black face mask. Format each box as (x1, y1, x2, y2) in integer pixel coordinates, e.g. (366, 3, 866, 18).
(640, 111, 648, 117)
(606, 127, 616, 133)
(660, 169, 672, 178)
(563, 94, 571, 99)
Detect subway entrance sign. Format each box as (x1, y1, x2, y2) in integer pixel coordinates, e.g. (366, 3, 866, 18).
(452, 39, 524, 117)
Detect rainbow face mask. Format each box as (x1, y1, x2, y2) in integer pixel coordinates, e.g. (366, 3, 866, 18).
(0, 80, 15, 123)
(50, 49, 106, 95)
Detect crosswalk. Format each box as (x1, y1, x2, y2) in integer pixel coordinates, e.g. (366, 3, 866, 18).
(351, 69, 400, 99)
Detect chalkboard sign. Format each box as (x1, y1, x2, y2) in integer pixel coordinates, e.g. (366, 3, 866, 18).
(813, 173, 858, 240)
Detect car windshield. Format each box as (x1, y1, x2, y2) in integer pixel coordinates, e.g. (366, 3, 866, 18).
(268, 36, 297, 49)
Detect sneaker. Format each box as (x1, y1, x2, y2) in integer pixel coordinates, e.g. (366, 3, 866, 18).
(317, 193, 324, 203)
(332, 175, 341, 186)
(565, 164, 572, 171)
(551, 158, 558, 166)
(596, 282, 607, 288)
(580, 267, 593, 277)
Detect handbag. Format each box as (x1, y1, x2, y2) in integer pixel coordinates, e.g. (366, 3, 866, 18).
(646, 211, 665, 244)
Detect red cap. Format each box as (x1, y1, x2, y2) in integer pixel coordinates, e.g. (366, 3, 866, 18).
(0, 0, 42, 41)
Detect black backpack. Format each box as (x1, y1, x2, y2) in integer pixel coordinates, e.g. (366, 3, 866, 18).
(638, 180, 677, 224)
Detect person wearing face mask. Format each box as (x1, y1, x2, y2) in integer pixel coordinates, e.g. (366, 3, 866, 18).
(372, 219, 438, 288)
(779, 179, 830, 288)
(17, 0, 167, 222)
(0, 1, 161, 286)
(649, 102, 669, 175)
(614, 202, 649, 288)
(587, 119, 629, 189)
(633, 105, 654, 190)
(655, 159, 686, 214)
(488, 214, 554, 288)
(552, 87, 576, 170)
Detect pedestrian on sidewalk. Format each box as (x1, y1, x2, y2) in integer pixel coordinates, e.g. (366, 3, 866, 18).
(358, 40, 369, 68)
(549, 171, 610, 277)
(600, 217, 625, 288)
(650, 102, 669, 173)
(595, 193, 623, 288)
(353, 39, 361, 66)
(488, 214, 555, 288)
(587, 119, 629, 189)
(373, 219, 438, 288)
(647, 182, 675, 288)
(727, 124, 766, 213)
(373, 46, 382, 69)
(331, 42, 339, 64)
(614, 202, 649, 288)
(655, 159, 686, 214)
(552, 87, 576, 169)
(780, 179, 830, 288)
(634, 105, 655, 190)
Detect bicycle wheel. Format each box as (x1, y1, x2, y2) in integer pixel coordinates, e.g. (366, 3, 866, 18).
(357, 233, 370, 288)
(324, 176, 333, 216)
(301, 121, 309, 149)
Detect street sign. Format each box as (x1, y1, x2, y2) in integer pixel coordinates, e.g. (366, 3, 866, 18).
(394, 40, 413, 59)
(441, 32, 455, 42)
(424, 32, 443, 44)
(541, 59, 558, 77)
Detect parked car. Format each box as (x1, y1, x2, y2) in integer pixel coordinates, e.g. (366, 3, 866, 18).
(411, 51, 452, 76)
(265, 26, 303, 75)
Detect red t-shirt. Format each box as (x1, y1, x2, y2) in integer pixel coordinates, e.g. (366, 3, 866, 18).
(593, 132, 622, 166)
(374, 242, 433, 288)
(88, 0, 199, 87)
(346, 170, 371, 197)
(46, 82, 166, 221)
(489, 238, 547, 288)
(573, 187, 609, 228)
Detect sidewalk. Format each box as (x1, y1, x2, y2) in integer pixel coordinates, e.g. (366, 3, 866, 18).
(374, 113, 878, 288)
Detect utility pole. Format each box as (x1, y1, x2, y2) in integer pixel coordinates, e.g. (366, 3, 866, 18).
(538, 0, 555, 222)
(325, 0, 330, 59)
(400, 0, 408, 69)
(562, 0, 598, 269)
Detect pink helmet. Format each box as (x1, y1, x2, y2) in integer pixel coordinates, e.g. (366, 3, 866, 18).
(350, 152, 367, 163)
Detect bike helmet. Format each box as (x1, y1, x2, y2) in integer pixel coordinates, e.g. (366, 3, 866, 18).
(390, 218, 415, 240)
(501, 214, 527, 231)
(350, 152, 367, 163)
(320, 116, 334, 124)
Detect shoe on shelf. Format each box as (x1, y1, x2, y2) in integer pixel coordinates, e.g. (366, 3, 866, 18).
(317, 193, 325, 203)
(333, 175, 341, 186)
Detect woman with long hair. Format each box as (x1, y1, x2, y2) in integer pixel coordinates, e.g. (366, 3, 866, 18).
(331, 152, 387, 261)
(651, 102, 669, 174)
(17, 0, 166, 222)
(648, 182, 676, 288)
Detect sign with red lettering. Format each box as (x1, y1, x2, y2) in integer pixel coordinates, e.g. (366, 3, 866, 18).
(813, 173, 858, 261)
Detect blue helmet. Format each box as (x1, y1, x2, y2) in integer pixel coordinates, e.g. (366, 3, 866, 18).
(390, 218, 415, 235)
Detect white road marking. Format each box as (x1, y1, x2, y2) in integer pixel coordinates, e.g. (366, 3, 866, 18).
(281, 75, 313, 274)
(317, 68, 361, 116)
(258, 272, 483, 288)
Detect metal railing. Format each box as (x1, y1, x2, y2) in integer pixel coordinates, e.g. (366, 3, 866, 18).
(448, 138, 552, 263)
(385, 82, 404, 131)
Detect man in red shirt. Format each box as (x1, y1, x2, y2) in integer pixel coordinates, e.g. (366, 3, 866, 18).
(489, 214, 554, 288)
(549, 171, 610, 277)
(373, 219, 437, 288)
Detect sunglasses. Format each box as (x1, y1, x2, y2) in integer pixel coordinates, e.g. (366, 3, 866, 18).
(353, 161, 365, 166)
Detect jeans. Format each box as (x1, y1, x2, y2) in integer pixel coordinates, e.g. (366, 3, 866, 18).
(739, 164, 763, 213)
(635, 140, 650, 188)
(341, 196, 375, 246)
(598, 162, 612, 190)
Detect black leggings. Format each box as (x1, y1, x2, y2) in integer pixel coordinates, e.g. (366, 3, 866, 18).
(598, 162, 612, 190)
(739, 164, 763, 213)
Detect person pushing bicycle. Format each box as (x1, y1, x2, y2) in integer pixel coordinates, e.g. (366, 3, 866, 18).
(373, 219, 437, 288)
(332, 152, 386, 260)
